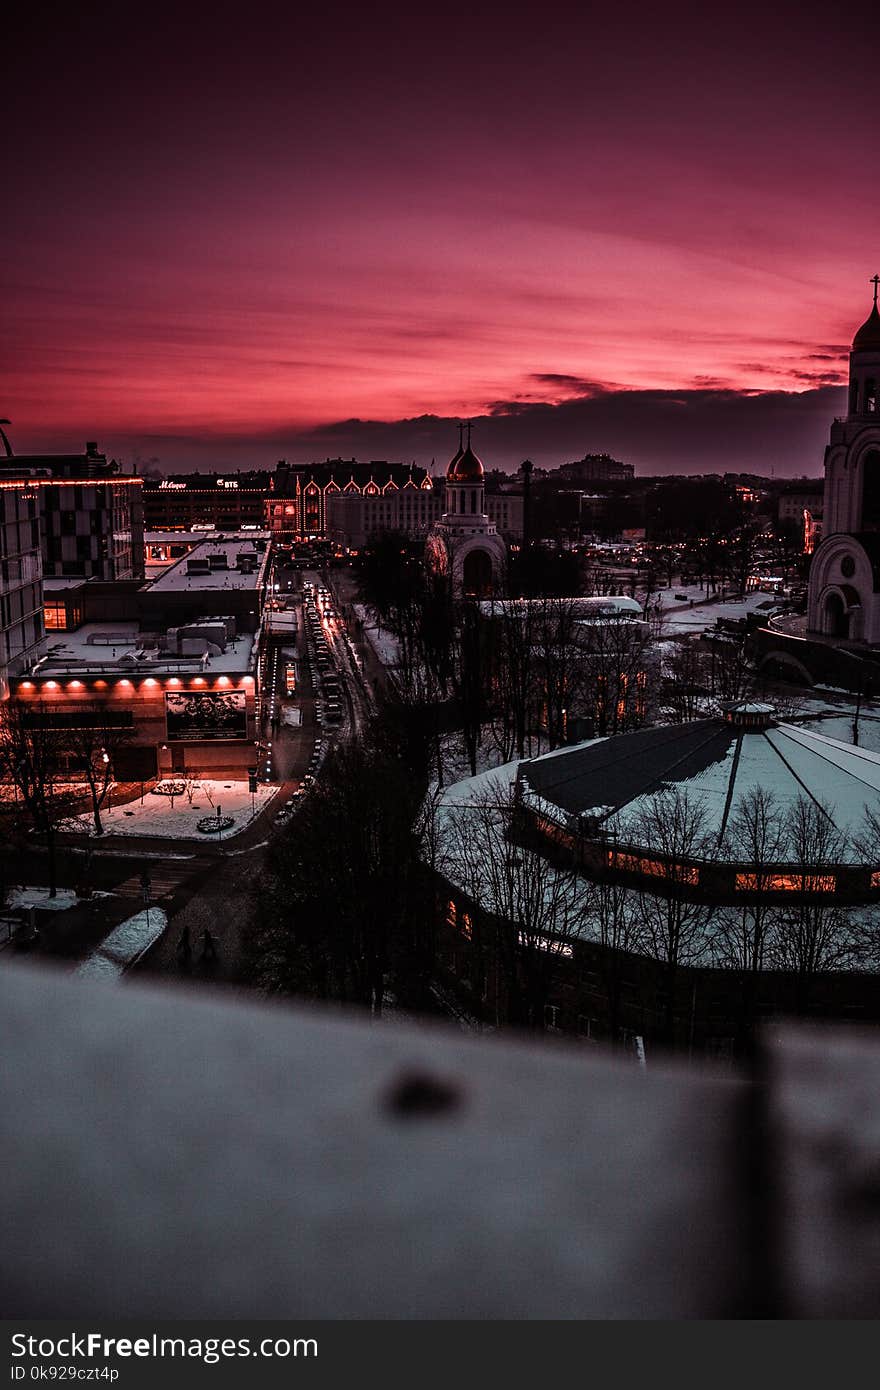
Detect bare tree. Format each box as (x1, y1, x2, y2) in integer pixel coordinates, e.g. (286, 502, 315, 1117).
(449, 601, 488, 776)
(445, 775, 590, 1029)
(705, 634, 754, 704)
(254, 742, 432, 1015)
(531, 597, 585, 749)
(65, 706, 133, 835)
(587, 870, 642, 1045)
(483, 599, 537, 762)
(626, 787, 713, 1044)
(582, 611, 655, 737)
(847, 805, 880, 971)
(663, 639, 710, 723)
(728, 522, 761, 596)
(714, 787, 787, 1050)
(0, 701, 74, 897)
(645, 594, 666, 640)
(769, 796, 856, 1012)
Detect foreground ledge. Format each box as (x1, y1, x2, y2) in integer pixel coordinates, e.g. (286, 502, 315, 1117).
(1, 965, 876, 1318)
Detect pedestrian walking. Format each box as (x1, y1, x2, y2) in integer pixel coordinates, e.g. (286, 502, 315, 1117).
(177, 924, 192, 971)
(201, 928, 217, 962)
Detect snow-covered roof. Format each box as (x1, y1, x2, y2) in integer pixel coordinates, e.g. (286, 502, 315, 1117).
(431, 727, 880, 968)
(31, 624, 257, 676)
(42, 577, 88, 592)
(519, 715, 880, 862)
(147, 536, 270, 592)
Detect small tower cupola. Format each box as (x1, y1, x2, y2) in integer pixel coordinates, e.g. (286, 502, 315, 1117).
(426, 421, 506, 596)
(723, 701, 776, 731)
(848, 274, 880, 417)
(444, 421, 486, 518)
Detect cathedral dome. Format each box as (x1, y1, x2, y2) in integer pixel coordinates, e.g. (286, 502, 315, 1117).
(447, 444, 484, 482)
(853, 303, 880, 352)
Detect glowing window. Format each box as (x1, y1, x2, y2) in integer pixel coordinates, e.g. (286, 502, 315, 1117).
(44, 599, 67, 631)
(611, 850, 700, 886)
(735, 872, 836, 893)
(534, 815, 574, 849)
(518, 931, 573, 957)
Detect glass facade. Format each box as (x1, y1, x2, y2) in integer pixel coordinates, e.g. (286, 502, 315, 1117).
(0, 489, 44, 690)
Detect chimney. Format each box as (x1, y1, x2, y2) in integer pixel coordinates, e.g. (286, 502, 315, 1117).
(521, 458, 533, 551)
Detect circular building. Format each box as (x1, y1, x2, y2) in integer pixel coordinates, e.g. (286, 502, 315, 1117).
(516, 703, 880, 903)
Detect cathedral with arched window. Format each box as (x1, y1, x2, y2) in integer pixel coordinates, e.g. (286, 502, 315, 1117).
(425, 426, 507, 596)
(807, 280, 880, 644)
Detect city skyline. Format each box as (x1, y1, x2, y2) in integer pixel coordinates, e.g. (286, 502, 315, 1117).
(3, 2, 876, 474)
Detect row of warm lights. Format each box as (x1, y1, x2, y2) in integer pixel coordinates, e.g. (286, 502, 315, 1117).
(264, 646, 279, 778)
(18, 675, 256, 691)
(0, 478, 144, 490)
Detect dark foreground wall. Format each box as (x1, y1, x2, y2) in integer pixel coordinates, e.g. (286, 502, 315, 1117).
(1, 964, 878, 1317)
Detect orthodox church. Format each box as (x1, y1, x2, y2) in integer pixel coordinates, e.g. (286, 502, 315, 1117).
(425, 425, 507, 596)
(807, 279, 880, 643)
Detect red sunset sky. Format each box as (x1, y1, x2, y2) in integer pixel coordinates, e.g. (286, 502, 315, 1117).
(2, 2, 877, 474)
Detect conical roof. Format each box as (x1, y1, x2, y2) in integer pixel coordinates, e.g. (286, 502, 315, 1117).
(853, 303, 880, 352)
(519, 714, 880, 862)
(447, 444, 484, 481)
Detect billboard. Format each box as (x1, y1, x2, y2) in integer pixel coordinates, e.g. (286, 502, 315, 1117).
(165, 690, 247, 742)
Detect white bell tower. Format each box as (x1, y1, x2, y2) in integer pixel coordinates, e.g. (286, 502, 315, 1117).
(807, 279, 880, 642)
(425, 424, 506, 597)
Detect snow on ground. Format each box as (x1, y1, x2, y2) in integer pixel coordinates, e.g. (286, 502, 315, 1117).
(653, 582, 713, 609)
(353, 604, 401, 667)
(71, 779, 278, 840)
(7, 886, 81, 912)
(657, 590, 783, 636)
(0, 780, 104, 804)
(76, 907, 168, 981)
